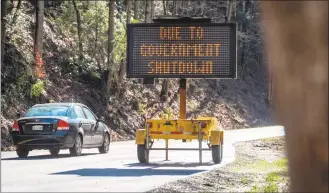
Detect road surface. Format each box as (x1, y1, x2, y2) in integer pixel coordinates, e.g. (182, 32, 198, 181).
(1, 126, 285, 192)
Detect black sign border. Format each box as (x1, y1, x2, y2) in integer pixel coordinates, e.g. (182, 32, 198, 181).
(126, 22, 237, 79)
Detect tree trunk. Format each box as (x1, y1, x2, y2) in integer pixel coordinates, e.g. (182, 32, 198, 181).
(145, 0, 152, 23)
(267, 67, 274, 105)
(118, 0, 132, 90)
(160, 79, 169, 102)
(133, 0, 138, 20)
(126, 0, 132, 24)
(172, 0, 177, 15)
(150, 0, 155, 20)
(231, 0, 236, 21)
(240, 0, 249, 69)
(163, 0, 167, 15)
(181, 0, 188, 8)
(226, 0, 232, 22)
(94, 1, 101, 71)
(72, 0, 83, 73)
(10, 0, 21, 26)
(260, 1, 328, 192)
(1, 0, 7, 67)
(106, 0, 115, 98)
(34, 0, 45, 79)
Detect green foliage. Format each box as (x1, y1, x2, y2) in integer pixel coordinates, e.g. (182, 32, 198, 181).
(131, 18, 141, 23)
(263, 183, 279, 193)
(30, 80, 46, 97)
(241, 177, 251, 185)
(55, 1, 109, 72)
(91, 71, 101, 80)
(114, 18, 127, 66)
(247, 172, 284, 193)
(263, 172, 280, 192)
(266, 172, 280, 183)
(164, 107, 172, 119)
(274, 158, 288, 169)
(137, 102, 147, 115)
(53, 1, 132, 81)
(248, 185, 260, 193)
(240, 158, 288, 172)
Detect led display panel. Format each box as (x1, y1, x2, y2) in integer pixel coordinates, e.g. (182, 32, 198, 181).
(127, 23, 236, 79)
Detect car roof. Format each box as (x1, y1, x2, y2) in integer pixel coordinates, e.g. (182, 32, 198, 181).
(32, 102, 87, 108)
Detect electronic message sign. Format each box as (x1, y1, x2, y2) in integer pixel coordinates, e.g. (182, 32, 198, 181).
(126, 23, 236, 79)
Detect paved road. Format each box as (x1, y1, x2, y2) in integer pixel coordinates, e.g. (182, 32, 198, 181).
(1, 126, 285, 192)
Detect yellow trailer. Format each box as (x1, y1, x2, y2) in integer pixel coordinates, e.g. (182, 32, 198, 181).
(135, 79, 224, 164)
(135, 117, 224, 164)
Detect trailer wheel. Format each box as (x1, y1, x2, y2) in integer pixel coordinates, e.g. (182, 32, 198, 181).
(137, 144, 149, 163)
(212, 144, 223, 164)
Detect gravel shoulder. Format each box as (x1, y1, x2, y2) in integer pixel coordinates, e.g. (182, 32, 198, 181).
(149, 136, 290, 193)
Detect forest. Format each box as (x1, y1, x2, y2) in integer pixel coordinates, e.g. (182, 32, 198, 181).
(1, 0, 272, 149)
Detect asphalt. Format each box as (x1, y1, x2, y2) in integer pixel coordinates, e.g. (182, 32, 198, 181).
(1, 126, 285, 192)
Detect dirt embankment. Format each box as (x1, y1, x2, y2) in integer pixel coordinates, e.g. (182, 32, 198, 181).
(150, 136, 290, 193)
(1, 2, 272, 150)
(1, 76, 273, 150)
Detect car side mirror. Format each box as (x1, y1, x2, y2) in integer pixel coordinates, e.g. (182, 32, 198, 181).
(98, 116, 105, 122)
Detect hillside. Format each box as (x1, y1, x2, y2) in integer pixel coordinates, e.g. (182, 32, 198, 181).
(1, 1, 272, 150)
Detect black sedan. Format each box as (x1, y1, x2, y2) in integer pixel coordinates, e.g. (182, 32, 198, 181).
(11, 103, 111, 158)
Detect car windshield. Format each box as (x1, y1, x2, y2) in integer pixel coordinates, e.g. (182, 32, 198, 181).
(24, 106, 69, 117)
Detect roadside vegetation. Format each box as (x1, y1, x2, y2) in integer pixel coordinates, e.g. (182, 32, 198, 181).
(150, 136, 290, 192)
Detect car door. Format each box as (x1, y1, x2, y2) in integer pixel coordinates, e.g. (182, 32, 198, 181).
(73, 105, 92, 146)
(82, 106, 103, 146)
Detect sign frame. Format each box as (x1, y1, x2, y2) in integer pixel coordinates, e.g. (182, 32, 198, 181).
(126, 22, 237, 79)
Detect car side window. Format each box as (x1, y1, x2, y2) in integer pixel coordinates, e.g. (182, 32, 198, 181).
(68, 107, 75, 118)
(74, 106, 86, 119)
(82, 107, 97, 121)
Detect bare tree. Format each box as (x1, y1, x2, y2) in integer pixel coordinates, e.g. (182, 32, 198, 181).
(151, 0, 155, 19)
(239, 0, 250, 73)
(72, 0, 83, 73)
(261, 1, 328, 192)
(1, 0, 7, 67)
(162, 0, 167, 15)
(106, 0, 115, 97)
(118, 0, 132, 89)
(34, 0, 45, 79)
(226, 0, 232, 22)
(144, 0, 152, 23)
(94, 1, 101, 71)
(133, 0, 138, 20)
(172, 0, 177, 15)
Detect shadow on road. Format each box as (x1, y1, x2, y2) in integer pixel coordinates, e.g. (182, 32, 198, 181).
(125, 162, 215, 168)
(50, 168, 206, 177)
(1, 153, 98, 161)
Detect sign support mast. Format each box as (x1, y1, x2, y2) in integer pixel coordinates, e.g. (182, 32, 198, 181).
(179, 79, 187, 119)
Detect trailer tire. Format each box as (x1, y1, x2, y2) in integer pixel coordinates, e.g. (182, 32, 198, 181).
(212, 144, 223, 164)
(137, 144, 149, 163)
